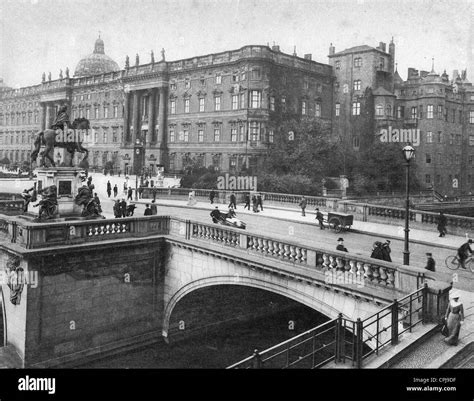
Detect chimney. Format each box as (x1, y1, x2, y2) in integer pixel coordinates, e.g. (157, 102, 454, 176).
(304, 54, 312, 60)
(407, 68, 419, 78)
(272, 44, 280, 52)
(329, 43, 335, 56)
(420, 70, 429, 78)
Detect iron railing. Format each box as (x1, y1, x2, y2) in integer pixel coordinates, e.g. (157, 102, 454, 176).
(227, 285, 428, 369)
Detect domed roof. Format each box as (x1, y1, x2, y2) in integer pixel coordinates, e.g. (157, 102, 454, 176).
(74, 37, 120, 77)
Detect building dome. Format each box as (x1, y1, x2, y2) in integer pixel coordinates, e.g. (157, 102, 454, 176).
(74, 37, 120, 77)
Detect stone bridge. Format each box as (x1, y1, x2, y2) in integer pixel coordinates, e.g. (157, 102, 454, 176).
(0, 214, 442, 367)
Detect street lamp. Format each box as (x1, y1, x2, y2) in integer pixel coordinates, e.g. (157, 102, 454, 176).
(134, 138, 143, 201)
(402, 144, 415, 265)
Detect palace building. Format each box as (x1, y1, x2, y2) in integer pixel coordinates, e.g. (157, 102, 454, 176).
(1, 36, 473, 195)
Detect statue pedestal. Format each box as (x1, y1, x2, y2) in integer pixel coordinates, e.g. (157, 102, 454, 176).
(34, 167, 84, 217)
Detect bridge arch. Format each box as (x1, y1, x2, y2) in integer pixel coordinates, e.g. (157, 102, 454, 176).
(163, 274, 358, 339)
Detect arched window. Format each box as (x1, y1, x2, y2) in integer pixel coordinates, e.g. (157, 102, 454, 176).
(375, 104, 384, 116)
(386, 105, 392, 117)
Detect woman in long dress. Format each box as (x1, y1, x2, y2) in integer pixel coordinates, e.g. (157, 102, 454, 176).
(444, 291, 464, 346)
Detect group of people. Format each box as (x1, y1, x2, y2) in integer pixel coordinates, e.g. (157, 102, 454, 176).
(209, 191, 264, 213)
(370, 240, 392, 262)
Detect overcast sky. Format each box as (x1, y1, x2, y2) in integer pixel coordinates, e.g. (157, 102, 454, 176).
(0, 0, 472, 88)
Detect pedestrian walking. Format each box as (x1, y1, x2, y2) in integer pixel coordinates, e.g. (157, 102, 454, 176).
(210, 190, 216, 205)
(299, 196, 307, 216)
(123, 181, 127, 194)
(381, 240, 392, 262)
(257, 194, 263, 211)
(152, 186, 157, 201)
(113, 184, 118, 198)
(370, 242, 384, 260)
(425, 253, 436, 272)
(443, 291, 464, 346)
(113, 200, 121, 218)
(106, 180, 111, 198)
(126, 203, 136, 216)
(244, 193, 251, 210)
(144, 204, 152, 216)
(252, 194, 259, 213)
(437, 212, 447, 237)
(457, 239, 473, 269)
(315, 208, 325, 230)
(336, 238, 348, 252)
(229, 193, 237, 209)
(150, 199, 158, 215)
(119, 198, 127, 218)
(210, 206, 221, 223)
(138, 186, 144, 199)
(127, 187, 133, 201)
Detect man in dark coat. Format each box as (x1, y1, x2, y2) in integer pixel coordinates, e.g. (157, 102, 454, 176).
(252, 195, 259, 213)
(229, 193, 237, 209)
(381, 240, 392, 262)
(210, 206, 221, 223)
(119, 198, 127, 218)
(336, 238, 348, 252)
(425, 253, 436, 272)
(150, 199, 158, 215)
(113, 184, 118, 197)
(244, 193, 251, 210)
(315, 208, 325, 230)
(113, 200, 121, 218)
(299, 196, 307, 216)
(106, 181, 112, 198)
(209, 190, 216, 204)
(457, 239, 473, 269)
(144, 204, 152, 216)
(257, 194, 263, 211)
(127, 187, 133, 201)
(437, 212, 447, 237)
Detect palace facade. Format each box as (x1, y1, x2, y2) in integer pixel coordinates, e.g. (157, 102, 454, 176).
(1, 37, 474, 195)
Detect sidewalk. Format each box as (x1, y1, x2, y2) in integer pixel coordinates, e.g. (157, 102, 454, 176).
(130, 198, 466, 250)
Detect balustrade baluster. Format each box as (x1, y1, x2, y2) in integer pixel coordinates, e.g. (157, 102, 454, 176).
(300, 248, 307, 264)
(363, 263, 372, 281)
(257, 238, 264, 252)
(322, 254, 330, 269)
(336, 257, 345, 271)
(283, 244, 290, 260)
(329, 255, 336, 270)
(348, 260, 356, 274)
(289, 245, 296, 262)
(386, 268, 395, 287)
(262, 239, 269, 254)
(371, 265, 380, 283)
(379, 266, 388, 285)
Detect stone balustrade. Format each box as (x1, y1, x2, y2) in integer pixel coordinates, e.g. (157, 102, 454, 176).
(0, 200, 24, 215)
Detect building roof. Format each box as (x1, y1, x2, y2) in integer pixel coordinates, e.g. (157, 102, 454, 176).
(74, 37, 120, 77)
(330, 45, 383, 57)
(372, 86, 395, 96)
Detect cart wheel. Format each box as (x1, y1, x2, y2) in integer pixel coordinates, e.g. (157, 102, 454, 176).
(335, 223, 343, 233)
(328, 217, 341, 232)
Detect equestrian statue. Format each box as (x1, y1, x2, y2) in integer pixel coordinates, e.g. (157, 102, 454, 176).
(31, 105, 90, 168)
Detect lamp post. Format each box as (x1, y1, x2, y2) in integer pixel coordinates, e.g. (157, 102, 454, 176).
(402, 145, 415, 265)
(134, 138, 144, 201)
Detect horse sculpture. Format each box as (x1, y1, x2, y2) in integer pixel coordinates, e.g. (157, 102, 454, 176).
(31, 118, 90, 168)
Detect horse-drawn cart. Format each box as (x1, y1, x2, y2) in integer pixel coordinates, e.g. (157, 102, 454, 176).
(326, 212, 353, 233)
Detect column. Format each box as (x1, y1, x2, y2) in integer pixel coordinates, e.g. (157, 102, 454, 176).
(131, 91, 139, 144)
(39, 103, 46, 130)
(147, 89, 155, 145)
(123, 92, 131, 144)
(45, 103, 52, 130)
(157, 86, 168, 167)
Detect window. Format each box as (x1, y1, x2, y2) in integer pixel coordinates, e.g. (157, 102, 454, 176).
(411, 106, 417, 119)
(214, 96, 221, 111)
(249, 122, 260, 141)
(270, 96, 275, 111)
(335, 103, 340, 116)
(444, 108, 448, 122)
(229, 157, 237, 170)
(397, 105, 404, 119)
(425, 174, 431, 184)
(427, 105, 434, 119)
(169, 129, 175, 142)
(170, 82, 177, 91)
(112, 130, 117, 142)
(438, 105, 443, 119)
(199, 98, 205, 112)
(215, 75, 221, 84)
(250, 91, 261, 108)
(200, 78, 205, 86)
(269, 130, 274, 143)
(103, 132, 107, 143)
(438, 131, 443, 143)
(214, 127, 220, 141)
(241, 72, 246, 81)
(352, 102, 360, 116)
(185, 79, 191, 89)
(354, 58, 362, 67)
(426, 131, 433, 143)
(281, 97, 286, 112)
(239, 125, 245, 141)
(113, 105, 118, 118)
(34, 112, 38, 123)
(419, 105, 423, 119)
(379, 57, 385, 70)
(86, 108, 90, 119)
(231, 128, 237, 142)
(104, 106, 108, 118)
(232, 74, 239, 83)
(232, 95, 239, 110)
(79, 108, 84, 118)
(198, 129, 204, 142)
(302, 101, 306, 115)
(95, 107, 99, 119)
(470, 111, 474, 124)
(353, 136, 360, 148)
(184, 99, 190, 113)
(315, 103, 321, 117)
(178, 131, 184, 141)
(170, 100, 176, 114)
(425, 153, 431, 164)
(240, 93, 245, 109)
(141, 97, 148, 117)
(335, 60, 341, 70)
(375, 104, 384, 116)
(183, 130, 189, 142)
(353, 80, 361, 91)
(251, 69, 261, 80)
(470, 135, 474, 146)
